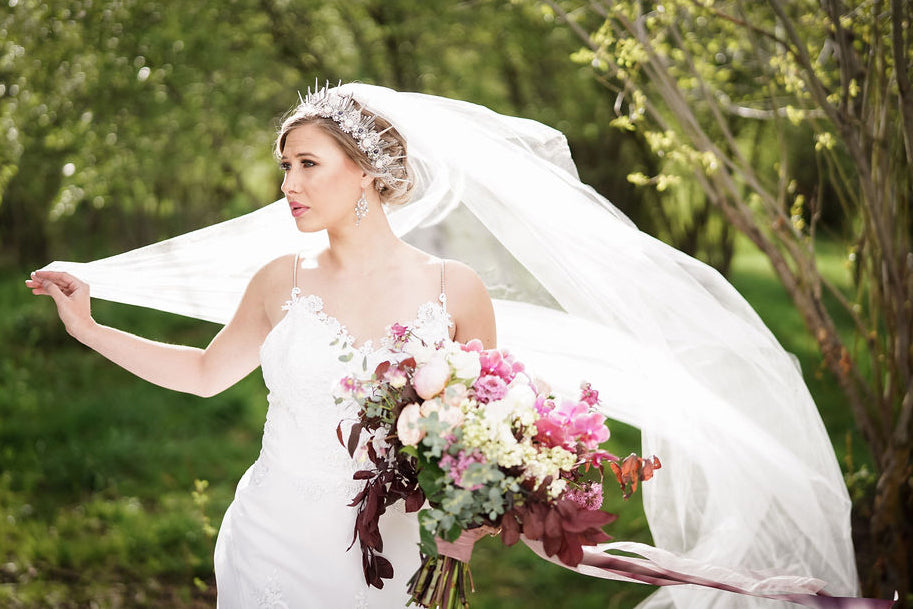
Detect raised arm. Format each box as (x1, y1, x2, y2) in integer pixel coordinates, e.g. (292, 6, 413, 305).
(26, 265, 273, 398)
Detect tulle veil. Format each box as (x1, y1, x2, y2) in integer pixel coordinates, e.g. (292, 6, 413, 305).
(43, 84, 859, 608)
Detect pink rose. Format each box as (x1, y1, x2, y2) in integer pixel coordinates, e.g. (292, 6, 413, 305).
(397, 403, 425, 447)
(413, 355, 450, 400)
(420, 398, 441, 417)
(437, 404, 464, 430)
(443, 383, 468, 409)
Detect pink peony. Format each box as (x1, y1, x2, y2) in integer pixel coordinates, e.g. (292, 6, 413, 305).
(420, 398, 441, 417)
(413, 356, 451, 400)
(443, 383, 468, 409)
(396, 402, 425, 447)
(473, 374, 508, 403)
(437, 404, 464, 430)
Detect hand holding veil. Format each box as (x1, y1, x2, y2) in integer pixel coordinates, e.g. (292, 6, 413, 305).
(43, 84, 880, 608)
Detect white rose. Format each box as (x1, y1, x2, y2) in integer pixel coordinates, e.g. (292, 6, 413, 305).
(484, 398, 513, 423)
(447, 348, 482, 380)
(501, 382, 537, 417)
(405, 337, 438, 365)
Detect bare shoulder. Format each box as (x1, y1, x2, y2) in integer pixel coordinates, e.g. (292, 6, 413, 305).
(246, 254, 299, 325)
(442, 259, 497, 348)
(442, 259, 488, 301)
(257, 253, 297, 283)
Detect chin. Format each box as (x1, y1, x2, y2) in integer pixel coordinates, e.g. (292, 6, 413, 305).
(293, 218, 327, 233)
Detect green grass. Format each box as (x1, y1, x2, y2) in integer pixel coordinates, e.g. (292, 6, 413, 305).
(0, 234, 866, 607)
(726, 236, 872, 471)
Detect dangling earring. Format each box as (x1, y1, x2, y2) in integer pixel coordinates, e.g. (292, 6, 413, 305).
(354, 189, 368, 226)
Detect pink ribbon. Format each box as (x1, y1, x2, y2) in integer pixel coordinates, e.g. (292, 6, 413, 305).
(521, 539, 895, 609)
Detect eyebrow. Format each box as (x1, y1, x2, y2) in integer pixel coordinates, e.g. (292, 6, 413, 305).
(281, 151, 321, 161)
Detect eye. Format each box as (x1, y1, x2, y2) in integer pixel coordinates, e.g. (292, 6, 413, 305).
(279, 161, 291, 172)
(301, 159, 316, 168)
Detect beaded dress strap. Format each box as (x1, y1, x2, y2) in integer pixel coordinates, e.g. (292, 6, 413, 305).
(439, 259, 447, 313)
(291, 252, 302, 299)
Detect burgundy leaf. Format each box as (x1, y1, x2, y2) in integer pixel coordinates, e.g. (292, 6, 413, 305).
(500, 512, 521, 546)
(353, 470, 375, 480)
(347, 485, 368, 507)
(542, 532, 562, 556)
(347, 423, 363, 457)
(336, 422, 345, 448)
(374, 361, 391, 378)
(522, 506, 544, 540)
(558, 537, 584, 566)
(374, 554, 394, 580)
(544, 508, 563, 538)
(404, 488, 425, 512)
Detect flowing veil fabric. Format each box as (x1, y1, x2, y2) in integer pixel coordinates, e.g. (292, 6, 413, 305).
(44, 84, 863, 607)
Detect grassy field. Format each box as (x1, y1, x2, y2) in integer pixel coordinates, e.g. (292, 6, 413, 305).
(0, 236, 867, 608)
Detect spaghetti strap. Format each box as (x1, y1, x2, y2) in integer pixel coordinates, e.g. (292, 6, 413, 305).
(291, 252, 302, 299)
(438, 259, 447, 313)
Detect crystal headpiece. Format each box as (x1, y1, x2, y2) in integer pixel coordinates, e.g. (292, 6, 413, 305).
(296, 82, 403, 181)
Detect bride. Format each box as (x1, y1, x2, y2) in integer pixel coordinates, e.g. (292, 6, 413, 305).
(28, 85, 496, 607)
(28, 83, 866, 608)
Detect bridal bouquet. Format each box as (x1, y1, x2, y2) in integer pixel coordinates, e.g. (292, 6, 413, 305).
(335, 327, 659, 609)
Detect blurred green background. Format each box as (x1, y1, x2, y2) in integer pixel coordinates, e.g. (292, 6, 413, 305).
(0, 1, 870, 607)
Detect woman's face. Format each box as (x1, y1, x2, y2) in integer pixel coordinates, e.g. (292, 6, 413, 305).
(279, 123, 368, 232)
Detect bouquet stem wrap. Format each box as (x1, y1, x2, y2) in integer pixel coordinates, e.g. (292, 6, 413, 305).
(407, 555, 473, 609)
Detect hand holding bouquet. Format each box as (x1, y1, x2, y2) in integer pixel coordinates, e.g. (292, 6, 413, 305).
(335, 328, 659, 608)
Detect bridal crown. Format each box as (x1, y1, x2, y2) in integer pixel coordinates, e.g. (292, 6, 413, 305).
(288, 82, 406, 186)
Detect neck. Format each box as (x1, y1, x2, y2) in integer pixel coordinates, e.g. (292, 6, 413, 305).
(323, 205, 404, 273)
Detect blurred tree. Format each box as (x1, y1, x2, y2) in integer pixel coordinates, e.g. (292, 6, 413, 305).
(0, 0, 326, 265)
(539, 0, 912, 602)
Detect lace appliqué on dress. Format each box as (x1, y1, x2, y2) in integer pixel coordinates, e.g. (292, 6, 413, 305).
(353, 589, 369, 609)
(257, 571, 290, 609)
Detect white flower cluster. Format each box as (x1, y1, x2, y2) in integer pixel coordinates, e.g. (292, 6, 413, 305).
(459, 378, 577, 499)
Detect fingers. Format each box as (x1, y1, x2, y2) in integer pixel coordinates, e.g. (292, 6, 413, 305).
(26, 271, 85, 296)
(40, 278, 66, 302)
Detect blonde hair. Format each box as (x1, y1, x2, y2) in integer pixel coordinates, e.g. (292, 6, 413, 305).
(275, 103, 413, 206)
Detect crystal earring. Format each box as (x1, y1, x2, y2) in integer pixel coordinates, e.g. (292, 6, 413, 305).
(354, 189, 368, 226)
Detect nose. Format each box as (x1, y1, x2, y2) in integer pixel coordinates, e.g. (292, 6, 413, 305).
(281, 172, 297, 196)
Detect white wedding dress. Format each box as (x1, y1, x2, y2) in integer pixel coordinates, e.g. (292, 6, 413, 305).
(213, 257, 453, 608)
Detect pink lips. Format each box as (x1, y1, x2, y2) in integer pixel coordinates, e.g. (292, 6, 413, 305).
(288, 201, 309, 218)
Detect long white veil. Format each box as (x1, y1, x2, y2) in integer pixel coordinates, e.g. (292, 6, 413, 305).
(44, 84, 859, 607)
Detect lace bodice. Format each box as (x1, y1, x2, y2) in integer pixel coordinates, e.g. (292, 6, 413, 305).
(256, 286, 453, 498)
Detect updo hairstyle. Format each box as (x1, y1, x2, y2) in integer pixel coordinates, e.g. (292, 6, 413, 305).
(275, 100, 413, 206)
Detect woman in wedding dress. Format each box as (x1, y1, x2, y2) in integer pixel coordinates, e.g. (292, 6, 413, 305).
(28, 83, 881, 608)
(28, 87, 496, 607)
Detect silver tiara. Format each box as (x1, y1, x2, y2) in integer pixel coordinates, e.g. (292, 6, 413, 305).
(296, 82, 403, 180)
